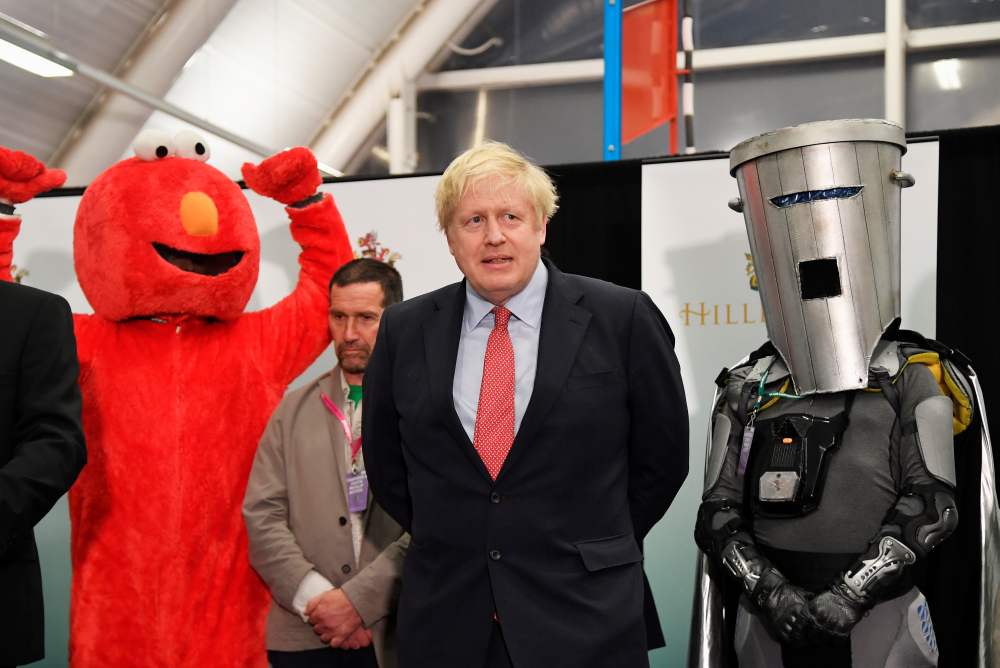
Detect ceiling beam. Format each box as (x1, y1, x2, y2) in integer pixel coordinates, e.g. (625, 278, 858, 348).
(45, 0, 238, 185)
(309, 0, 500, 173)
(415, 19, 1000, 92)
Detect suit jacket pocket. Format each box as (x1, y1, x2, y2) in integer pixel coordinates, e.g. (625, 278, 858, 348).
(574, 533, 642, 571)
(566, 370, 618, 392)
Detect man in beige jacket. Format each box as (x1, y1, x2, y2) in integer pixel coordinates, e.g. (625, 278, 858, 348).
(244, 258, 409, 668)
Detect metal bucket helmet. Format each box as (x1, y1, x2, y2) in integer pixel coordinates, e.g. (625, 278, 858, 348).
(728, 119, 915, 395)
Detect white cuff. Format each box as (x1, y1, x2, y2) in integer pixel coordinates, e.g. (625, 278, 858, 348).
(292, 570, 335, 622)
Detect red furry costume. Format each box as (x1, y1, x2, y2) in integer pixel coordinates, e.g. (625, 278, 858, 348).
(0, 141, 353, 665)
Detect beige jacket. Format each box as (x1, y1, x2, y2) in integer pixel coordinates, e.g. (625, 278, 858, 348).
(243, 370, 408, 667)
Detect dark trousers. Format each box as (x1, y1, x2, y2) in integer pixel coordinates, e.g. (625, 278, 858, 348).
(267, 646, 378, 668)
(486, 622, 513, 668)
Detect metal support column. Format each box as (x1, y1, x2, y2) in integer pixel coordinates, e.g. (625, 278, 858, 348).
(387, 80, 418, 174)
(884, 0, 907, 125)
(603, 0, 622, 161)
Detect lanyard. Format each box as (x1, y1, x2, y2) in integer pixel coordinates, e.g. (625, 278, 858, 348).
(321, 393, 362, 461)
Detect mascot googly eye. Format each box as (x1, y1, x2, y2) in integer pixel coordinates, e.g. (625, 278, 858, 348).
(174, 130, 211, 162)
(133, 129, 175, 161)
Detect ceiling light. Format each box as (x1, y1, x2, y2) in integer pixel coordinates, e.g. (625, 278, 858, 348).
(0, 37, 72, 77)
(932, 58, 962, 91)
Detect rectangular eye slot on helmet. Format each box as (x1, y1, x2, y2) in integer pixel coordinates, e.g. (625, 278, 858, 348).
(799, 258, 842, 300)
(770, 186, 863, 208)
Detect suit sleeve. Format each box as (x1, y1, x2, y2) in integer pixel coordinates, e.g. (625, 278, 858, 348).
(626, 291, 689, 541)
(362, 308, 412, 533)
(0, 292, 86, 554)
(341, 532, 410, 627)
(242, 411, 318, 613)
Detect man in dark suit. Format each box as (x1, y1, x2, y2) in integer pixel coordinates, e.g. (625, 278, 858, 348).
(362, 141, 688, 668)
(1, 278, 87, 668)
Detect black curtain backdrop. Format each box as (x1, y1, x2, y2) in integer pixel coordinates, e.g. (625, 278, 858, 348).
(543, 159, 643, 289)
(930, 124, 1000, 668)
(935, 124, 1000, 471)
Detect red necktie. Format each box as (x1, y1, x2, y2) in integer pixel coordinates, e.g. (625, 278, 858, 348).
(473, 306, 515, 480)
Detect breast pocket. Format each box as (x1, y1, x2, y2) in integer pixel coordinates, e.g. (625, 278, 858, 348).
(566, 370, 619, 392)
(574, 533, 642, 572)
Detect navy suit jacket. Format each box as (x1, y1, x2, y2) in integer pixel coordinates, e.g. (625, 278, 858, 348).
(363, 260, 688, 668)
(0, 281, 86, 665)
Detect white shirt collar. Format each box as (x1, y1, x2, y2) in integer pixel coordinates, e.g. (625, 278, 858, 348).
(463, 258, 548, 332)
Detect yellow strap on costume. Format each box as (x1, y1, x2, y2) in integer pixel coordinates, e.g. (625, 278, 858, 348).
(897, 351, 974, 435)
(751, 349, 974, 435)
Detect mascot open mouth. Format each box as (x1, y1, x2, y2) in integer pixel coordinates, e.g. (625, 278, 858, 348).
(153, 242, 245, 276)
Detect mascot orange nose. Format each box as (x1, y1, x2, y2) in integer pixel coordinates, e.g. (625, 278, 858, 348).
(180, 191, 219, 236)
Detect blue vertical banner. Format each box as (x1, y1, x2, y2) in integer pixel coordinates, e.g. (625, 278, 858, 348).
(603, 0, 622, 161)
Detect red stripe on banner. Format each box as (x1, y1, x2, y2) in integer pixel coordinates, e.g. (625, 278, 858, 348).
(621, 0, 678, 146)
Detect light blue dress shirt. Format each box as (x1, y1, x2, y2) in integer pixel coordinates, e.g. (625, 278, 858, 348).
(453, 259, 548, 441)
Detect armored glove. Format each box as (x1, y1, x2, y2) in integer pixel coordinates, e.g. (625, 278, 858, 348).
(804, 580, 870, 642)
(722, 540, 813, 645)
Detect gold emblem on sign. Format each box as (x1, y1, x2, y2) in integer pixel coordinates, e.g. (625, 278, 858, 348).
(746, 253, 758, 291)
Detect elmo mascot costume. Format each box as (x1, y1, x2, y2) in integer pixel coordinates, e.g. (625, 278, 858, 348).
(0, 130, 354, 666)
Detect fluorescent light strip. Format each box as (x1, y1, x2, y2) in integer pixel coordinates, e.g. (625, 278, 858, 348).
(0, 37, 72, 77)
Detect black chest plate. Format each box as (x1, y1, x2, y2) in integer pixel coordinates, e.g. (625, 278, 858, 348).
(746, 401, 851, 518)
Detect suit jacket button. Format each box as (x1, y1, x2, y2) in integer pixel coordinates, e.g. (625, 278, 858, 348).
(339, 516, 348, 526)
(342, 564, 351, 574)
(489, 549, 502, 561)
(490, 492, 501, 504)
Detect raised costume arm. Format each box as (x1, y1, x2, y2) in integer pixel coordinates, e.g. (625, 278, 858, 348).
(239, 148, 355, 385)
(0, 146, 66, 282)
(0, 147, 101, 371)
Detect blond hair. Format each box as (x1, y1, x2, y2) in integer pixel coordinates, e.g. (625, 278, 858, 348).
(435, 141, 559, 231)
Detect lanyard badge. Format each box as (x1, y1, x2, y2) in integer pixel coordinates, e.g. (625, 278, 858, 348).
(738, 408, 756, 476)
(321, 392, 367, 512)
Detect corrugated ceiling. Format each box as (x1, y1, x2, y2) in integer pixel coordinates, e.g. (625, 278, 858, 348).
(0, 0, 167, 159)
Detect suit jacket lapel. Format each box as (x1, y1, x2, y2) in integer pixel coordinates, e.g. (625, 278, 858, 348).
(423, 282, 493, 482)
(497, 261, 590, 482)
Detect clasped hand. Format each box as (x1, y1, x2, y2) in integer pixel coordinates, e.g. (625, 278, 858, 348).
(305, 589, 372, 650)
(763, 582, 866, 647)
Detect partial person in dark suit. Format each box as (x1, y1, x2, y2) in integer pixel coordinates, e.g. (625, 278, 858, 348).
(362, 141, 689, 668)
(0, 278, 87, 668)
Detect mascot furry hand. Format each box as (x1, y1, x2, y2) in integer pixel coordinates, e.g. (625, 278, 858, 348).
(0, 134, 354, 666)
